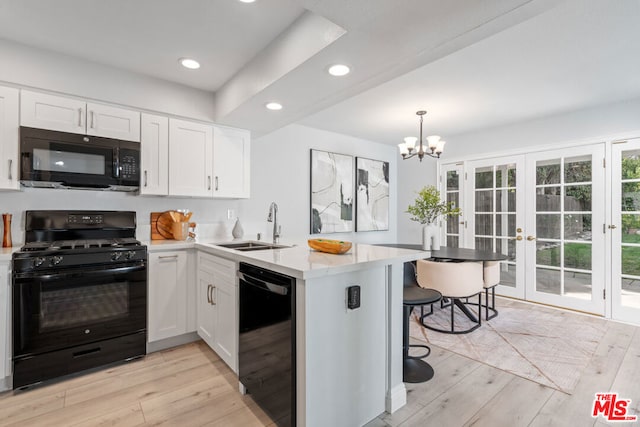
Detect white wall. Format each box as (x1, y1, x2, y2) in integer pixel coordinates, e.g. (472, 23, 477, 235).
(395, 96, 640, 244)
(239, 124, 397, 244)
(0, 39, 215, 121)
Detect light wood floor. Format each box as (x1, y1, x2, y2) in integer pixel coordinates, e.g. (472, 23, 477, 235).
(1, 313, 639, 426)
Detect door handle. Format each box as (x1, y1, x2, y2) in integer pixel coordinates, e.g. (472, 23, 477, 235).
(211, 286, 216, 305)
(144, 170, 148, 187)
(527, 236, 536, 241)
(90, 111, 95, 129)
(78, 108, 83, 127)
(207, 284, 212, 304)
(207, 176, 211, 191)
(516, 235, 523, 241)
(215, 176, 219, 191)
(608, 225, 617, 229)
(8, 159, 12, 180)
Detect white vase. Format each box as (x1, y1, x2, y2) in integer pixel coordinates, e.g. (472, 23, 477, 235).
(422, 223, 440, 251)
(232, 218, 244, 239)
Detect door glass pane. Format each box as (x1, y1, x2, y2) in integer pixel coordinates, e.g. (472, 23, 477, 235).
(622, 215, 640, 243)
(447, 170, 460, 190)
(496, 189, 516, 213)
(496, 164, 516, 187)
(447, 192, 459, 209)
(536, 160, 561, 185)
(475, 167, 493, 188)
(564, 243, 591, 270)
(495, 238, 515, 260)
(564, 214, 592, 241)
(500, 263, 516, 288)
(475, 214, 493, 235)
(536, 214, 561, 239)
(475, 191, 493, 212)
(621, 278, 640, 308)
(495, 214, 515, 237)
(536, 187, 561, 211)
(564, 156, 591, 183)
(621, 150, 640, 179)
(475, 237, 493, 251)
(622, 182, 640, 211)
(536, 268, 561, 295)
(447, 236, 459, 248)
(565, 185, 591, 211)
(536, 242, 560, 267)
(621, 246, 640, 276)
(564, 271, 592, 299)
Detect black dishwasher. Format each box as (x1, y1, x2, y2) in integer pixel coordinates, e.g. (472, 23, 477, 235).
(238, 263, 296, 427)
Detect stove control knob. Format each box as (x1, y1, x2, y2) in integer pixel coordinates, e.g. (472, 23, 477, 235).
(50, 256, 63, 265)
(126, 250, 136, 260)
(111, 252, 122, 261)
(33, 257, 46, 267)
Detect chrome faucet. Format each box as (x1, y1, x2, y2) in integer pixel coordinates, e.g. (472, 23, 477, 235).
(267, 202, 281, 244)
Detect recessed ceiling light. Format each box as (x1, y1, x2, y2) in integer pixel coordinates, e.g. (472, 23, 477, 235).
(328, 64, 350, 76)
(238, 0, 256, 3)
(179, 58, 200, 69)
(265, 102, 283, 111)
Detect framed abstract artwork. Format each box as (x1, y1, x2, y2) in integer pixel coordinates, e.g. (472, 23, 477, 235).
(356, 157, 390, 231)
(310, 150, 354, 234)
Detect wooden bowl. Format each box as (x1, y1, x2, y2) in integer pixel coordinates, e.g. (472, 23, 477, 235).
(308, 239, 352, 254)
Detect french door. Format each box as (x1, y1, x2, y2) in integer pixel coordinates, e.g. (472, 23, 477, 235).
(524, 145, 605, 314)
(466, 156, 525, 299)
(441, 163, 465, 248)
(455, 144, 606, 314)
(612, 138, 640, 323)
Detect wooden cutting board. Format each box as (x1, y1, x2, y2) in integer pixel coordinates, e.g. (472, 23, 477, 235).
(150, 211, 178, 240)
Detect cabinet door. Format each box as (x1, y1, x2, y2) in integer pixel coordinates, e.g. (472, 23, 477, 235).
(140, 114, 169, 195)
(86, 103, 140, 142)
(197, 267, 216, 349)
(0, 262, 8, 379)
(169, 119, 213, 197)
(213, 278, 237, 371)
(148, 251, 188, 342)
(213, 126, 250, 198)
(0, 86, 19, 190)
(20, 90, 85, 134)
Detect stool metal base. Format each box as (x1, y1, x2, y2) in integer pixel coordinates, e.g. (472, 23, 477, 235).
(403, 358, 435, 383)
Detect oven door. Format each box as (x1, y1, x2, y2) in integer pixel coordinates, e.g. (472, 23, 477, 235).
(20, 126, 139, 189)
(13, 262, 147, 358)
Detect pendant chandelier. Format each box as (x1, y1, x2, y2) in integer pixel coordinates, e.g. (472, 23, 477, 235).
(398, 110, 445, 161)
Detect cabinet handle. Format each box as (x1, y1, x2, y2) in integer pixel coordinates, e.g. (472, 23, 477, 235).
(207, 176, 211, 191)
(8, 159, 12, 180)
(158, 255, 178, 259)
(78, 108, 83, 127)
(144, 170, 148, 187)
(90, 111, 95, 129)
(207, 284, 212, 304)
(211, 286, 216, 305)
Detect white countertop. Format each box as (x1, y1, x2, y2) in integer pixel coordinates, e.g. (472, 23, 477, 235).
(0, 246, 20, 262)
(145, 238, 429, 280)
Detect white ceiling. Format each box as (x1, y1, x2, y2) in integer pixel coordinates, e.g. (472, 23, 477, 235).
(1, 0, 635, 141)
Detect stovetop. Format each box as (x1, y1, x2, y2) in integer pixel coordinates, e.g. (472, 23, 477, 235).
(21, 237, 141, 252)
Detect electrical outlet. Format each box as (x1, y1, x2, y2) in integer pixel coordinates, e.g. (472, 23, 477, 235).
(227, 209, 235, 220)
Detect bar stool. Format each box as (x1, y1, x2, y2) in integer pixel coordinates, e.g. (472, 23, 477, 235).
(402, 262, 442, 383)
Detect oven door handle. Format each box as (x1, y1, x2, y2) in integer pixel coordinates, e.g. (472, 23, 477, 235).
(237, 271, 289, 295)
(17, 264, 146, 281)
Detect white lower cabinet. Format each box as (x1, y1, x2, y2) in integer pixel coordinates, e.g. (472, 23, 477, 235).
(197, 252, 237, 372)
(148, 250, 193, 342)
(0, 261, 9, 382)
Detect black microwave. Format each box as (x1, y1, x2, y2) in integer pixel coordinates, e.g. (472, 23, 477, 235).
(20, 127, 140, 191)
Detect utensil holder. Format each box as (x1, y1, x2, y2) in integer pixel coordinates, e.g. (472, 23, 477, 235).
(2, 213, 12, 248)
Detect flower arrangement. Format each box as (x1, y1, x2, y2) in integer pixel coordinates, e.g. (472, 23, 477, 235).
(406, 185, 461, 224)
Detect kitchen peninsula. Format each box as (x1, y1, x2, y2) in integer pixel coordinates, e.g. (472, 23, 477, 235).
(149, 240, 429, 427)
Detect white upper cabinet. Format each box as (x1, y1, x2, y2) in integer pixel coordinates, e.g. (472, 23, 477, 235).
(86, 102, 140, 142)
(213, 126, 250, 199)
(20, 90, 140, 141)
(140, 113, 169, 195)
(169, 118, 213, 197)
(0, 86, 19, 190)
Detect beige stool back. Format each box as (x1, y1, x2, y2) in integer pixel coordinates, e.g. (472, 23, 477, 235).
(483, 261, 501, 288)
(416, 259, 484, 298)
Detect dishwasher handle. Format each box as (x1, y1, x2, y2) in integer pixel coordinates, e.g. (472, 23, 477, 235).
(237, 271, 289, 296)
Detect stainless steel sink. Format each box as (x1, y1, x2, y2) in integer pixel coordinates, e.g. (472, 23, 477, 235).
(213, 241, 290, 251)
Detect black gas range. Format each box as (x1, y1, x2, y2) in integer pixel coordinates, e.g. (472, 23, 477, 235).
(12, 210, 148, 389)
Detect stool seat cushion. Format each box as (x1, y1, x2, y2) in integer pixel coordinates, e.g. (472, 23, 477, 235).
(403, 286, 442, 305)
